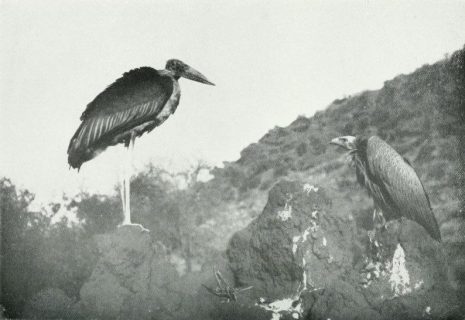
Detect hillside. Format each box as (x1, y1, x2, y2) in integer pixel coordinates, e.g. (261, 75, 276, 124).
(206, 46, 464, 245)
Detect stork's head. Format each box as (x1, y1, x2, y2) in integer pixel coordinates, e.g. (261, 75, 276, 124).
(166, 59, 215, 85)
(330, 135, 357, 150)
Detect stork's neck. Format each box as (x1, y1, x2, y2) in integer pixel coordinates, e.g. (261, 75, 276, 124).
(159, 69, 180, 80)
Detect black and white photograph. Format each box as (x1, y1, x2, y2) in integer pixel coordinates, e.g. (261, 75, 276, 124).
(1, 1, 464, 319)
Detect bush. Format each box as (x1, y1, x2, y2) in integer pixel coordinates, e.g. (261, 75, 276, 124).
(310, 136, 327, 155)
(23, 288, 77, 319)
(1, 179, 97, 318)
(296, 142, 308, 156)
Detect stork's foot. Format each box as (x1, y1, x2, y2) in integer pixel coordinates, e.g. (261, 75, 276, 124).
(119, 222, 150, 232)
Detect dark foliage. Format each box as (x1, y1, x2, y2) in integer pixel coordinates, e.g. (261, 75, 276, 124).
(0, 179, 97, 318)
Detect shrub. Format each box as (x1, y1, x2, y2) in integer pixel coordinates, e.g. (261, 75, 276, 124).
(296, 142, 308, 156)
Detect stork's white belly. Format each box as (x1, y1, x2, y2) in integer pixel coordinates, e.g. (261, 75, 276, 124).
(156, 79, 181, 124)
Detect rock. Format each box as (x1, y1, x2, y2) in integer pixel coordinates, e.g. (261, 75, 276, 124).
(79, 226, 179, 319)
(23, 288, 80, 319)
(227, 180, 461, 320)
(73, 180, 462, 320)
(78, 226, 238, 320)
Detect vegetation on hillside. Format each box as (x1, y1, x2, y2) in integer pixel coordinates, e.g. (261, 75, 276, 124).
(209, 47, 465, 227)
(204, 46, 465, 297)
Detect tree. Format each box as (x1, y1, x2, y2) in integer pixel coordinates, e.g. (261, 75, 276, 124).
(126, 161, 220, 273)
(67, 192, 122, 235)
(1, 178, 99, 317)
(173, 161, 213, 273)
(0, 178, 49, 317)
(129, 164, 182, 249)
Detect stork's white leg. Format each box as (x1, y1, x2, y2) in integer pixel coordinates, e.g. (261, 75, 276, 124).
(120, 173, 126, 222)
(118, 144, 127, 223)
(118, 135, 149, 232)
(125, 136, 134, 223)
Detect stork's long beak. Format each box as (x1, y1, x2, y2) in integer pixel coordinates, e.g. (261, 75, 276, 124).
(182, 66, 215, 85)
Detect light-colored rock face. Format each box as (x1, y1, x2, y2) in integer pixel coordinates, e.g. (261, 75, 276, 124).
(256, 297, 303, 320)
(389, 244, 411, 296)
(303, 184, 319, 194)
(277, 200, 293, 221)
(292, 227, 311, 254)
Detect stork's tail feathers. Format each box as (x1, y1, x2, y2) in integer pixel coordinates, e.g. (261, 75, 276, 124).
(67, 125, 84, 170)
(67, 121, 95, 170)
(67, 142, 85, 170)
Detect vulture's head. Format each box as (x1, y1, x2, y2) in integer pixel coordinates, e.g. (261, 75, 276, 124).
(330, 135, 357, 151)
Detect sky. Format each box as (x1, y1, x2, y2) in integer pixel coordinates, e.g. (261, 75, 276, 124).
(1, 0, 465, 206)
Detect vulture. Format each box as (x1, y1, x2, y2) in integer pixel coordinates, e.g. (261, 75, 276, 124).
(68, 59, 214, 228)
(330, 135, 441, 241)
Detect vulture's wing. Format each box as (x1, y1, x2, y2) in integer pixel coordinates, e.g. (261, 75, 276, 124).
(366, 136, 441, 241)
(68, 67, 174, 169)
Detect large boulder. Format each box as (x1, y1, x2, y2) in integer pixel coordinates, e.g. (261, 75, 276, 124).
(227, 180, 461, 320)
(78, 226, 234, 320)
(23, 288, 80, 319)
(79, 227, 180, 319)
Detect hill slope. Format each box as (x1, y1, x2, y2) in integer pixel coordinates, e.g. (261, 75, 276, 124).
(206, 46, 464, 244)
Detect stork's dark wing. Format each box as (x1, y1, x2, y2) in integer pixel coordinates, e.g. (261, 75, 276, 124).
(68, 67, 174, 169)
(366, 136, 441, 241)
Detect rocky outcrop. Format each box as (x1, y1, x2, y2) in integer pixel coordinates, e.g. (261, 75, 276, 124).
(79, 227, 202, 319)
(23, 288, 80, 319)
(76, 226, 246, 320)
(36, 180, 460, 320)
(227, 180, 461, 320)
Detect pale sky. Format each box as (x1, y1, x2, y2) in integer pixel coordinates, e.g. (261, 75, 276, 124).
(1, 0, 465, 205)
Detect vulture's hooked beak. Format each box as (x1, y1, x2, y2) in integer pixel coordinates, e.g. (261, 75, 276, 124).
(182, 66, 215, 86)
(330, 137, 345, 147)
(329, 136, 357, 150)
(329, 138, 342, 146)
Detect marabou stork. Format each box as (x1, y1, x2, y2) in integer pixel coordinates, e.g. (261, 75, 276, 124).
(68, 59, 214, 229)
(330, 135, 441, 242)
